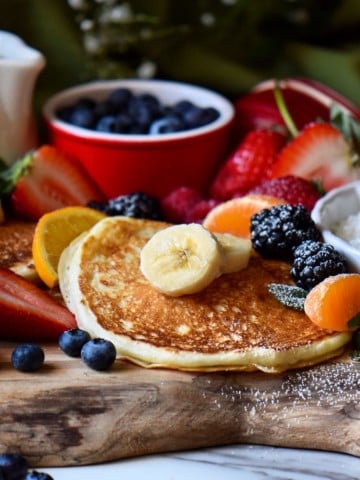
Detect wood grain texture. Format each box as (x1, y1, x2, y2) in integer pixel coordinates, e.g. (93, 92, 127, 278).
(0, 342, 359, 467)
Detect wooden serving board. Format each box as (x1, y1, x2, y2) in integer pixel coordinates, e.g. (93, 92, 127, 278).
(0, 342, 359, 467)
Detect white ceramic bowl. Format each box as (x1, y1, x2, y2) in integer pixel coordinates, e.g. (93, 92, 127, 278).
(311, 181, 360, 272)
(42, 79, 235, 199)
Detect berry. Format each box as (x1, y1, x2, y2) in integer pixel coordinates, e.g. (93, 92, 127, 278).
(0, 145, 104, 221)
(11, 343, 45, 372)
(161, 186, 203, 223)
(270, 122, 354, 191)
(186, 198, 219, 223)
(58, 328, 91, 357)
(0, 453, 28, 480)
(90, 192, 163, 220)
(149, 115, 185, 134)
(250, 203, 322, 261)
(291, 240, 348, 290)
(81, 338, 116, 371)
(210, 129, 286, 201)
(249, 175, 322, 211)
(24, 471, 54, 480)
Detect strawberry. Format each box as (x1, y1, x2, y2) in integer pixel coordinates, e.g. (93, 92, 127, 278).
(269, 122, 358, 191)
(0, 145, 105, 221)
(209, 129, 286, 201)
(250, 175, 323, 211)
(0, 268, 76, 341)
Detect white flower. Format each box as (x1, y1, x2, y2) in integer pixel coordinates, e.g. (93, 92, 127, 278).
(200, 12, 215, 27)
(136, 60, 157, 79)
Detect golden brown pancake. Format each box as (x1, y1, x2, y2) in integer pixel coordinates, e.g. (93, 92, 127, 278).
(0, 220, 39, 282)
(58, 217, 351, 373)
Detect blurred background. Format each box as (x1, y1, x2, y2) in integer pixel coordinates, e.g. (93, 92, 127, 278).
(1, 0, 359, 114)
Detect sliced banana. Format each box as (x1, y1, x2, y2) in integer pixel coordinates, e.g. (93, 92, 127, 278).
(140, 223, 222, 296)
(214, 233, 252, 274)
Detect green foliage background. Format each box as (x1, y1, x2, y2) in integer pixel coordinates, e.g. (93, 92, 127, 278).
(1, 0, 359, 117)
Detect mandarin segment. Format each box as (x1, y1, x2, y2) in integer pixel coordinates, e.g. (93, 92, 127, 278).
(304, 273, 360, 332)
(202, 194, 285, 238)
(32, 206, 106, 288)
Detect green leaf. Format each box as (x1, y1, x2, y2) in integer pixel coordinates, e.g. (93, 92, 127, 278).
(0, 152, 33, 197)
(267, 283, 307, 312)
(347, 312, 360, 329)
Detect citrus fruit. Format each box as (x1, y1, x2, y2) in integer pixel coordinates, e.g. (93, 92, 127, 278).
(304, 273, 360, 332)
(32, 206, 106, 288)
(202, 194, 285, 238)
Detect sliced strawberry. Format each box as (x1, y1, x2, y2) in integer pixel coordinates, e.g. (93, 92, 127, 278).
(209, 129, 286, 201)
(269, 122, 358, 191)
(0, 268, 76, 341)
(0, 145, 105, 221)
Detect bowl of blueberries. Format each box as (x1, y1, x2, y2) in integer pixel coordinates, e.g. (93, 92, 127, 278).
(43, 78, 235, 199)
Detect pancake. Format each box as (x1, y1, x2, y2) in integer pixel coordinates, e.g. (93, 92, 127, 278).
(0, 220, 39, 282)
(58, 216, 351, 373)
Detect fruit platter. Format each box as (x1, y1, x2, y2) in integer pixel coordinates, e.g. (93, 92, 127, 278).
(1, 70, 360, 480)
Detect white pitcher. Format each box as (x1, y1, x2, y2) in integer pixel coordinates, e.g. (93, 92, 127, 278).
(0, 30, 45, 164)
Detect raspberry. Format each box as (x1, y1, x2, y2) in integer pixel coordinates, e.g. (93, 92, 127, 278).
(186, 198, 220, 223)
(161, 186, 203, 223)
(250, 175, 322, 211)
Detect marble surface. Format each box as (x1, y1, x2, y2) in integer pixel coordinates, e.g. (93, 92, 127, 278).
(39, 444, 360, 480)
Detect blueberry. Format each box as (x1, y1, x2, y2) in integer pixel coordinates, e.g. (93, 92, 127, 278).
(0, 453, 28, 480)
(172, 99, 195, 115)
(69, 107, 96, 129)
(95, 115, 116, 133)
(113, 113, 132, 133)
(11, 344, 45, 372)
(81, 338, 116, 371)
(24, 471, 54, 480)
(107, 87, 133, 109)
(182, 105, 219, 129)
(58, 328, 91, 357)
(149, 115, 185, 134)
(55, 105, 73, 122)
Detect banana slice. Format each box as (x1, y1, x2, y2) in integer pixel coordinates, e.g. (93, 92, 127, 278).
(214, 233, 252, 274)
(140, 223, 222, 296)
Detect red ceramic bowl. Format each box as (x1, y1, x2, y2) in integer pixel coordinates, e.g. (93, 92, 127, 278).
(42, 79, 235, 199)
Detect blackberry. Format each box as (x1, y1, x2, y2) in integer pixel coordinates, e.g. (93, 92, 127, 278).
(104, 192, 163, 220)
(291, 240, 348, 290)
(250, 204, 322, 261)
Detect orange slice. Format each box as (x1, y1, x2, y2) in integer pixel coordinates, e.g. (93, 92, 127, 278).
(203, 194, 285, 238)
(304, 273, 360, 332)
(32, 206, 106, 288)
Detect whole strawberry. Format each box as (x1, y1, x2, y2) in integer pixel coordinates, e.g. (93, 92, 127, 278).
(250, 175, 323, 211)
(209, 129, 286, 201)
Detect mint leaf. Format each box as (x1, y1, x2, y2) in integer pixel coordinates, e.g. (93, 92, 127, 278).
(268, 283, 307, 311)
(347, 312, 360, 330)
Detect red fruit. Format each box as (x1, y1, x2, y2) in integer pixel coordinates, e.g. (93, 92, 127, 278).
(186, 198, 220, 223)
(269, 122, 356, 191)
(250, 175, 322, 211)
(1, 145, 105, 221)
(0, 268, 76, 341)
(210, 129, 286, 201)
(161, 186, 203, 223)
(234, 77, 360, 137)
